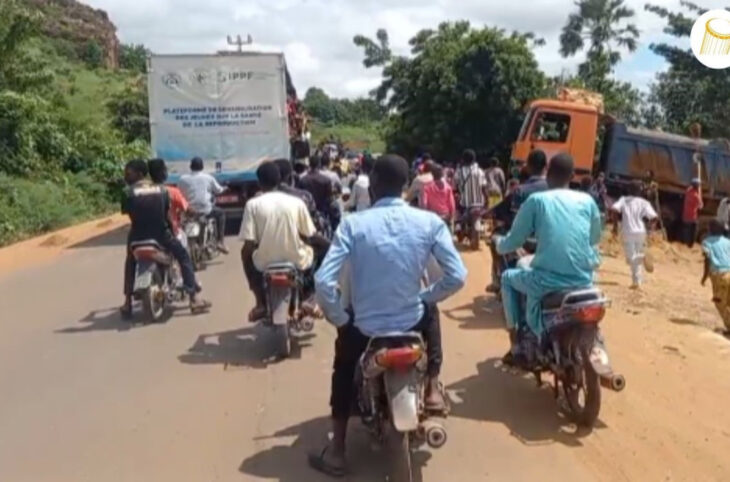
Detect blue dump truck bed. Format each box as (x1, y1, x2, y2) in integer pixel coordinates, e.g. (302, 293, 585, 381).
(602, 123, 730, 198)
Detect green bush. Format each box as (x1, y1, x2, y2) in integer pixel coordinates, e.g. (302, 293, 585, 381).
(0, 174, 115, 246)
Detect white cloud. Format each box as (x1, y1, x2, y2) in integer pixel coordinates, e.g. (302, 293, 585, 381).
(82, 0, 726, 98)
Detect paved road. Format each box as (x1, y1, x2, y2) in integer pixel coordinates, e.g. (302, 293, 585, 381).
(0, 227, 604, 481)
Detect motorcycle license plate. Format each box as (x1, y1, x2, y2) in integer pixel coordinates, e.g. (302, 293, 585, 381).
(133, 269, 153, 291)
(216, 194, 238, 204)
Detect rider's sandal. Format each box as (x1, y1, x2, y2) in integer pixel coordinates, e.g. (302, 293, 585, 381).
(308, 446, 347, 478)
(190, 299, 212, 314)
(119, 306, 133, 320)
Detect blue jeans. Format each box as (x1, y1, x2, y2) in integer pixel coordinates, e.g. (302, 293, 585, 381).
(501, 267, 554, 337)
(501, 267, 591, 337)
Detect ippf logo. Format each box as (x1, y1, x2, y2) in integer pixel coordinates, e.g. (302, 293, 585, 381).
(691, 9, 730, 69)
(161, 73, 181, 89)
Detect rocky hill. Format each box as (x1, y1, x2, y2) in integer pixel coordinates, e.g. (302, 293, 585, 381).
(23, 0, 120, 68)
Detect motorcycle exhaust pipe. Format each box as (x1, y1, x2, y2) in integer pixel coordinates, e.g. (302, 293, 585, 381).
(420, 420, 448, 449)
(599, 373, 626, 392)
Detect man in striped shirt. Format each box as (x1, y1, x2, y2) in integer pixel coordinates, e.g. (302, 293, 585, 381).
(454, 149, 488, 210)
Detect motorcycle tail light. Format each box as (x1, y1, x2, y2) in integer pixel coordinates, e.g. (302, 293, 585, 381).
(269, 273, 291, 287)
(375, 346, 423, 370)
(133, 247, 165, 263)
(570, 304, 606, 324)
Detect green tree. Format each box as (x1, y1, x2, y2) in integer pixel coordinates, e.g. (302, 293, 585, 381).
(559, 0, 642, 121)
(355, 21, 547, 159)
(645, 2, 730, 138)
(302, 87, 336, 124)
(80, 40, 103, 68)
(120, 43, 149, 73)
(560, 0, 639, 87)
(302, 87, 385, 126)
(107, 77, 150, 143)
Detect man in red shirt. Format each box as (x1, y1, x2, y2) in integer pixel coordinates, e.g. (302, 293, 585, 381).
(682, 179, 703, 248)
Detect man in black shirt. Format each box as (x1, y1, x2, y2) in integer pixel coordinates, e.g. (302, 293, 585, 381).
(274, 159, 317, 216)
(487, 150, 548, 293)
(299, 154, 341, 233)
(121, 159, 209, 317)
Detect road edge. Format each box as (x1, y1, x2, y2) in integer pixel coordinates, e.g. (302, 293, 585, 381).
(0, 214, 129, 278)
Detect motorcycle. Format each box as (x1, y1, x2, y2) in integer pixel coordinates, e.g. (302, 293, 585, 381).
(356, 332, 449, 482)
(183, 213, 219, 271)
(455, 207, 484, 250)
(130, 240, 186, 323)
(263, 263, 315, 358)
(515, 287, 626, 427)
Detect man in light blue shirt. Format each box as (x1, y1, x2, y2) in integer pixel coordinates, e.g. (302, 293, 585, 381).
(178, 157, 229, 253)
(311, 154, 466, 477)
(496, 153, 601, 365)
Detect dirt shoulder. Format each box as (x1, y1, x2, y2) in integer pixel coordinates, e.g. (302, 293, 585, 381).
(453, 236, 730, 481)
(0, 214, 128, 278)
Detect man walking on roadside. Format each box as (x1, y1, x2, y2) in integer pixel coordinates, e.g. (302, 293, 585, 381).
(611, 181, 658, 289)
(682, 179, 703, 248)
(702, 219, 730, 333)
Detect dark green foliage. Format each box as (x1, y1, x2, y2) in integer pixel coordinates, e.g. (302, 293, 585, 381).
(645, 2, 730, 138)
(559, 0, 642, 122)
(355, 21, 548, 159)
(302, 87, 384, 127)
(0, 0, 150, 245)
(107, 77, 150, 143)
(120, 44, 149, 73)
(80, 39, 103, 68)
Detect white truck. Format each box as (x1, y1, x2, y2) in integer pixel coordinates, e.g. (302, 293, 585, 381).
(147, 50, 294, 218)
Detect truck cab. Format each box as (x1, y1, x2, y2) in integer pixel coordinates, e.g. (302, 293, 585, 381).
(511, 99, 601, 177)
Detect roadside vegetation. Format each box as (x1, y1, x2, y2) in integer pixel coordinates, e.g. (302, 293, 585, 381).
(0, 0, 148, 246)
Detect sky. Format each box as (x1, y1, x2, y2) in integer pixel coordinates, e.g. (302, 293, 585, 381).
(82, 0, 729, 99)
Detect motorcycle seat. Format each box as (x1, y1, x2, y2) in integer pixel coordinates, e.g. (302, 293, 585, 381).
(130, 240, 172, 265)
(541, 288, 600, 310)
(130, 239, 164, 250)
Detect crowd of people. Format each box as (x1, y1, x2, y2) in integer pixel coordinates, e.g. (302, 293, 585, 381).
(118, 144, 730, 477)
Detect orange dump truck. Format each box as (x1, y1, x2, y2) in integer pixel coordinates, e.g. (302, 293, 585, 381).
(510, 89, 730, 232)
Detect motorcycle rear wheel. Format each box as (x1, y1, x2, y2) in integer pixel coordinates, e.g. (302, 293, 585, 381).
(563, 346, 601, 427)
(142, 271, 166, 323)
(389, 431, 413, 482)
(277, 324, 291, 358)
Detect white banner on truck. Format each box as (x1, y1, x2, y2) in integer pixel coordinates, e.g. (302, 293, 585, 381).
(148, 53, 290, 175)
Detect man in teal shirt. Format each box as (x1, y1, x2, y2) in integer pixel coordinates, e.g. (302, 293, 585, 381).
(701, 219, 730, 333)
(496, 153, 602, 364)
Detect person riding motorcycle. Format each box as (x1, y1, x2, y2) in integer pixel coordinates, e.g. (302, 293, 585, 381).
(495, 153, 602, 366)
(310, 154, 467, 477)
(120, 159, 210, 318)
(486, 149, 548, 293)
(274, 158, 317, 218)
(299, 154, 340, 236)
(240, 162, 330, 322)
(178, 157, 229, 254)
(148, 158, 188, 242)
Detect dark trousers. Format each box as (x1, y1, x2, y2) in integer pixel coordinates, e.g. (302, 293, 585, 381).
(242, 253, 265, 306)
(330, 304, 442, 419)
(682, 222, 698, 248)
(209, 207, 226, 243)
(124, 233, 198, 296)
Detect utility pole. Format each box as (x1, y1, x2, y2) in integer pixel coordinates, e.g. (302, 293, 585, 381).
(226, 34, 253, 52)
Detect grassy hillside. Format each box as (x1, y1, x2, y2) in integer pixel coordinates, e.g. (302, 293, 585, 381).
(311, 122, 385, 154)
(0, 1, 147, 246)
